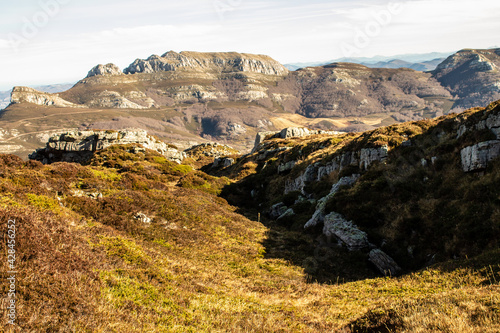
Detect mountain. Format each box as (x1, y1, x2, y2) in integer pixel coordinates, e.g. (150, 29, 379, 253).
(285, 51, 454, 71)
(432, 48, 500, 111)
(0, 51, 456, 159)
(1, 100, 499, 331)
(2, 48, 500, 160)
(359, 58, 446, 71)
(0, 83, 74, 109)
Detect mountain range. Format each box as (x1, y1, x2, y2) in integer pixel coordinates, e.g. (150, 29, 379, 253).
(1, 48, 500, 160)
(284, 51, 454, 71)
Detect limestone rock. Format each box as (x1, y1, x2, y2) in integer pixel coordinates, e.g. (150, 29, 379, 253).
(278, 161, 297, 174)
(323, 212, 369, 250)
(252, 131, 279, 153)
(369, 249, 401, 276)
(277, 208, 295, 223)
(304, 174, 360, 229)
(87, 63, 123, 78)
(213, 157, 235, 168)
(460, 140, 500, 172)
(280, 127, 310, 139)
(10, 86, 82, 108)
(359, 145, 388, 170)
(124, 51, 289, 76)
(29, 129, 186, 164)
(134, 212, 152, 224)
(269, 203, 288, 220)
(86, 90, 149, 109)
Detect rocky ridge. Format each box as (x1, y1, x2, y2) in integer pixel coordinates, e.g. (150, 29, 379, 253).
(217, 99, 500, 277)
(29, 129, 186, 164)
(10, 86, 83, 108)
(123, 51, 289, 76)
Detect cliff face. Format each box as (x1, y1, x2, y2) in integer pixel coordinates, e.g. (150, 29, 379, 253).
(123, 51, 289, 76)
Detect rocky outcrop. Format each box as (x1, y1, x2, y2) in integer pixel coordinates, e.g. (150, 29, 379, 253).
(369, 249, 401, 276)
(461, 140, 500, 172)
(124, 51, 289, 76)
(323, 212, 369, 250)
(87, 63, 123, 78)
(185, 142, 239, 159)
(269, 202, 288, 219)
(252, 128, 340, 153)
(280, 127, 311, 139)
(29, 129, 186, 164)
(10, 86, 83, 108)
(285, 146, 387, 194)
(86, 91, 150, 109)
(212, 157, 235, 168)
(304, 175, 360, 229)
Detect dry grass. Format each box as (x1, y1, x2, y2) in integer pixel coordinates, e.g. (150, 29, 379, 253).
(0, 143, 499, 332)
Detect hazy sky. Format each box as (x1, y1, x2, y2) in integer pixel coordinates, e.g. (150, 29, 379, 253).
(0, 0, 498, 90)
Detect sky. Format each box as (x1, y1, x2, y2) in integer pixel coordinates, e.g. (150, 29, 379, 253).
(0, 0, 499, 90)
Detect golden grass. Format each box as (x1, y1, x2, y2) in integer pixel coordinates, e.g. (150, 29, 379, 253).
(0, 145, 499, 332)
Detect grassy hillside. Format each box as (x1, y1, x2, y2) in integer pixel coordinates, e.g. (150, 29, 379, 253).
(1, 138, 499, 331)
(219, 101, 500, 276)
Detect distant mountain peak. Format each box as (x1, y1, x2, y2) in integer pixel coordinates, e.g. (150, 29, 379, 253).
(122, 51, 289, 76)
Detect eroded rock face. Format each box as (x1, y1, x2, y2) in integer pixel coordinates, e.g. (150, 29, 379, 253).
(285, 145, 387, 195)
(124, 51, 289, 76)
(10, 86, 82, 108)
(86, 90, 152, 109)
(461, 140, 500, 172)
(87, 63, 123, 78)
(29, 129, 186, 164)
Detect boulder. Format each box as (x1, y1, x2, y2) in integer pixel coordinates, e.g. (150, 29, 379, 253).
(368, 249, 401, 276)
(278, 160, 297, 174)
(134, 212, 152, 224)
(323, 212, 369, 250)
(269, 203, 288, 219)
(276, 208, 295, 223)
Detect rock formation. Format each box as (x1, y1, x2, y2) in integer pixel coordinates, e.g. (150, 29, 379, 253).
(123, 51, 289, 76)
(369, 249, 401, 276)
(461, 140, 500, 172)
(10, 86, 82, 108)
(29, 129, 186, 164)
(87, 63, 123, 78)
(304, 175, 360, 229)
